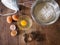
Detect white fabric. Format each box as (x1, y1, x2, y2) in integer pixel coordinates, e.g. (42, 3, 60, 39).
(1, 0, 19, 11)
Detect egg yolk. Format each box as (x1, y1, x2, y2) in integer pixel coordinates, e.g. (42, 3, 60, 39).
(20, 20, 27, 27)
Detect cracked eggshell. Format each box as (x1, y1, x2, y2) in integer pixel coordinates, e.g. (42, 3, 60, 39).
(11, 30, 17, 37)
(7, 16, 12, 24)
(10, 24, 16, 30)
(12, 15, 19, 21)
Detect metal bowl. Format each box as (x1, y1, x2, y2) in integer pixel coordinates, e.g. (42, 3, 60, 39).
(31, 0, 60, 25)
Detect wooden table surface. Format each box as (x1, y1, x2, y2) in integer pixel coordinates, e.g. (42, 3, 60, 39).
(0, 0, 60, 45)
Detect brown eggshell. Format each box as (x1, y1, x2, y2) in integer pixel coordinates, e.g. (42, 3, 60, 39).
(7, 16, 12, 24)
(11, 30, 17, 37)
(12, 15, 19, 21)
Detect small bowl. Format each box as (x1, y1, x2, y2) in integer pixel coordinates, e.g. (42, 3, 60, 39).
(17, 15, 32, 30)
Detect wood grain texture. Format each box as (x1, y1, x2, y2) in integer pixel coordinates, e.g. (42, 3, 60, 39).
(0, 0, 60, 45)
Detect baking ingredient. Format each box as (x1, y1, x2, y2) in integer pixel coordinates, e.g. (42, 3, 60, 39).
(11, 30, 17, 37)
(17, 15, 32, 30)
(33, 2, 55, 23)
(10, 24, 16, 30)
(12, 15, 19, 21)
(20, 20, 27, 27)
(7, 16, 12, 23)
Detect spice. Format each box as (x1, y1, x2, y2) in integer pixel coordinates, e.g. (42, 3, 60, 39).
(31, 31, 45, 42)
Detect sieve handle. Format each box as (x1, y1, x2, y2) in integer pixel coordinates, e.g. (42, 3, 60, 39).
(18, 1, 35, 8)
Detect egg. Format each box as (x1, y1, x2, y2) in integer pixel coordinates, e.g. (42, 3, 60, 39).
(7, 16, 12, 24)
(11, 30, 17, 37)
(12, 15, 19, 21)
(20, 20, 27, 27)
(10, 24, 16, 30)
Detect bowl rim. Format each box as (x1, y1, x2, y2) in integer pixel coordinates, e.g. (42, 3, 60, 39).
(17, 15, 32, 30)
(31, 0, 60, 25)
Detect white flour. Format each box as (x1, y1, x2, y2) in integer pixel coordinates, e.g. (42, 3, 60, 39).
(34, 2, 56, 23)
